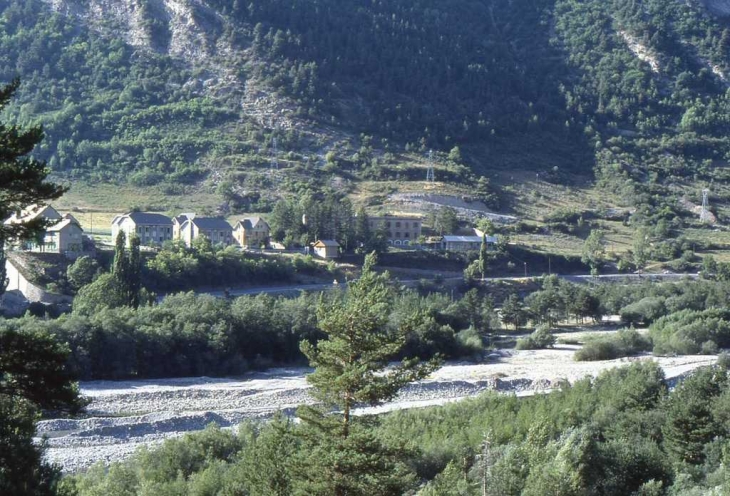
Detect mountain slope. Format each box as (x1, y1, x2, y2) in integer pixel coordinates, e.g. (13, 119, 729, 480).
(3, 0, 730, 223)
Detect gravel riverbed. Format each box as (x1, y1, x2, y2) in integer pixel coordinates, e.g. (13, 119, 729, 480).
(42, 348, 717, 473)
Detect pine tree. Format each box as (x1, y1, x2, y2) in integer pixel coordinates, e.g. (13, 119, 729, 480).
(295, 252, 441, 495)
(0, 79, 66, 297)
(501, 294, 527, 330)
(354, 206, 371, 252)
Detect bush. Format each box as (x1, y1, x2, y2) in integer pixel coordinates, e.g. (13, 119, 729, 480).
(516, 324, 556, 350)
(574, 329, 651, 361)
(455, 326, 484, 357)
(620, 297, 667, 325)
(650, 309, 730, 355)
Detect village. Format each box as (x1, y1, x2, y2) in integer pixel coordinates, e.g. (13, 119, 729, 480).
(1, 203, 499, 314)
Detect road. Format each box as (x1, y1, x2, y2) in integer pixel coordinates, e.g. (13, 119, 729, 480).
(175, 272, 699, 300)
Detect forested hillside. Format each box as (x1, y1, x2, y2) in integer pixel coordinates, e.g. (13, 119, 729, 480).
(3, 0, 730, 214)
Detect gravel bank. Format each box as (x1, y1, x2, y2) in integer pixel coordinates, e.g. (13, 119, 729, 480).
(42, 349, 716, 473)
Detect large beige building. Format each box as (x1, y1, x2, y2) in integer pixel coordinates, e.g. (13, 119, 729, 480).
(111, 212, 173, 246)
(4, 205, 84, 255)
(233, 217, 270, 248)
(368, 215, 423, 246)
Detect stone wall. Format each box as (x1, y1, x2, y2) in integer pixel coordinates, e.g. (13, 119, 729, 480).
(5, 259, 72, 304)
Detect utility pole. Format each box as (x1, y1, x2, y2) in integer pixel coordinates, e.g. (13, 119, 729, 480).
(524, 262, 527, 278)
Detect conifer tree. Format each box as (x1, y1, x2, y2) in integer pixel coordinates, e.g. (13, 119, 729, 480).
(0, 79, 66, 297)
(128, 234, 142, 308)
(295, 252, 441, 495)
(479, 233, 488, 280)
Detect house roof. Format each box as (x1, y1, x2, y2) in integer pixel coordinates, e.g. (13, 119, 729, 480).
(47, 218, 83, 232)
(4, 204, 61, 225)
(443, 235, 497, 243)
(236, 216, 269, 230)
(314, 239, 340, 247)
(125, 212, 173, 226)
(191, 217, 232, 230)
(369, 214, 423, 220)
(174, 213, 196, 224)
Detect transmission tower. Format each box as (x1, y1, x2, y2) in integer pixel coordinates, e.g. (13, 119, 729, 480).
(426, 149, 435, 183)
(700, 188, 711, 223)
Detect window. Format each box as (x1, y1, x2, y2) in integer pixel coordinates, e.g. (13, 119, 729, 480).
(145, 226, 149, 233)
(395, 232, 401, 237)
(405, 233, 410, 238)
(395, 222, 401, 228)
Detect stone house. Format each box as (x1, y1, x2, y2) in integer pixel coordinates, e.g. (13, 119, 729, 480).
(313, 239, 340, 259)
(179, 217, 233, 247)
(368, 214, 423, 246)
(233, 216, 270, 248)
(4, 205, 84, 255)
(111, 212, 173, 246)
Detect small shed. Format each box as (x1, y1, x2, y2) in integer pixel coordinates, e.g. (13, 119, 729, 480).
(313, 239, 340, 259)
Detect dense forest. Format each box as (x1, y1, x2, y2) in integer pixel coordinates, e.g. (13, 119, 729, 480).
(4, 0, 730, 213)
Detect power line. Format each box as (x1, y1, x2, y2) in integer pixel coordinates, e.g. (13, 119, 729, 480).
(700, 188, 711, 223)
(426, 149, 435, 183)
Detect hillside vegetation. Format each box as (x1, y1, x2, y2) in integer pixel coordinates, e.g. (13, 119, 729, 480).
(4, 0, 730, 227)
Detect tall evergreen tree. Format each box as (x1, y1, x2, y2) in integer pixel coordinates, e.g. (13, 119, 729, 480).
(0, 79, 66, 297)
(354, 206, 371, 253)
(295, 253, 441, 495)
(479, 233, 488, 280)
(128, 235, 142, 308)
(1, 328, 84, 494)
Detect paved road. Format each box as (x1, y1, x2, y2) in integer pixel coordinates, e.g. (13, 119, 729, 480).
(161, 272, 699, 301)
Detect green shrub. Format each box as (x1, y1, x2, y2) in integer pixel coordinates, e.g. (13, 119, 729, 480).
(650, 309, 730, 355)
(620, 297, 667, 325)
(574, 329, 651, 361)
(516, 324, 556, 350)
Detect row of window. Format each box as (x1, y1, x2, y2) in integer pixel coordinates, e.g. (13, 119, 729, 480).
(369, 221, 421, 229)
(137, 226, 172, 234)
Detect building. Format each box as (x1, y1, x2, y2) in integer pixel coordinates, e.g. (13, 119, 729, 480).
(179, 217, 233, 247)
(313, 239, 340, 259)
(111, 212, 173, 246)
(441, 235, 498, 252)
(44, 215, 85, 254)
(368, 215, 422, 246)
(233, 217, 270, 248)
(172, 213, 196, 240)
(3, 205, 84, 255)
